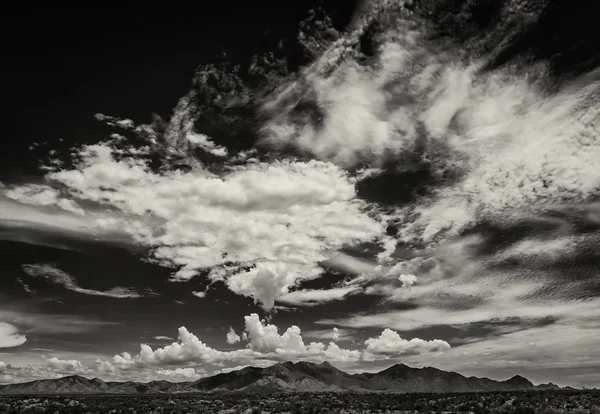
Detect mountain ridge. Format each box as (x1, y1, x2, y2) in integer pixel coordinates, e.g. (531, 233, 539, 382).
(0, 361, 577, 395)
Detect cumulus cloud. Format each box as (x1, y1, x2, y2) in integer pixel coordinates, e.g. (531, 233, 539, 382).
(20, 143, 383, 309)
(226, 327, 241, 344)
(22, 264, 143, 299)
(95, 313, 446, 376)
(332, 327, 340, 342)
(363, 328, 450, 360)
(45, 357, 86, 373)
(155, 367, 206, 381)
(398, 273, 417, 288)
(0, 323, 27, 348)
(0, 356, 93, 384)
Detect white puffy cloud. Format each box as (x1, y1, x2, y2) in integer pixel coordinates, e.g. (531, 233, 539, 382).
(398, 273, 417, 288)
(332, 327, 340, 342)
(155, 367, 206, 381)
(226, 327, 241, 345)
(0, 323, 26, 348)
(0, 356, 93, 384)
(243, 314, 306, 354)
(363, 329, 450, 360)
(45, 357, 86, 373)
(93, 312, 449, 378)
(22, 264, 142, 299)
(0, 315, 451, 384)
(21, 144, 383, 309)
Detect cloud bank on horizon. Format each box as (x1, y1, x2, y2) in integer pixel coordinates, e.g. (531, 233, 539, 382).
(1, 0, 600, 387)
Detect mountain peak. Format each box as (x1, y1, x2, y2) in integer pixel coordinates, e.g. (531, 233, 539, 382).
(505, 375, 534, 387)
(0, 361, 562, 395)
(58, 375, 90, 382)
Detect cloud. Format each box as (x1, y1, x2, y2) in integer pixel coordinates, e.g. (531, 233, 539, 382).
(257, 2, 600, 249)
(45, 357, 86, 374)
(226, 327, 241, 344)
(94, 113, 135, 129)
(153, 336, 174, 341)
(363, 328, 450, 360)
(187, 133, 228, 157)
(0, 356, 92, 384)
(155, 367, 206, 381)
(398, 273, 417, 288)
(18, 143, 384, 309)
(259, 22, 437, 167)
(277, 286, 360, 307)
(4, 184, 84, 215)
(332, 327, 340, 342)
(22, 264, 143, 299)
(395, 316, 600, 388)
(0, 323, 26, 348)
(0, 196, 124, 243)
(95, 313, 447, 376)
(319, 290, 600, 333)
(0, 310, 117, 335)
(303, 327, 350, 342)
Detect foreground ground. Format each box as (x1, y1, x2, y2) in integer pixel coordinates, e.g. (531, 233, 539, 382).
(1, 390, 599, 413)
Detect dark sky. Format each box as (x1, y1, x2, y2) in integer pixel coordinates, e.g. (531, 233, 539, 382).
(3, 3, 357, 178)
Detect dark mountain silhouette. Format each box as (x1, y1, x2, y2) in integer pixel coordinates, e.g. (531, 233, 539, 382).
(0, 361, 575, 395)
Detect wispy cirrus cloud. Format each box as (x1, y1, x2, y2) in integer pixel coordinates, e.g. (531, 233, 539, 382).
(22, 264, 143, 299)
(277, 286, 361, 307)
(0, 310, 119, 335)
(153, 336, 174, 341)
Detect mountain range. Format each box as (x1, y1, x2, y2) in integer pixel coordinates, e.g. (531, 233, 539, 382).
(0, 361, 572, 394)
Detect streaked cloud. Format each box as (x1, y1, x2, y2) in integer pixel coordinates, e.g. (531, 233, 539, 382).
(277, 286, 360, 307)
(22, 264, 143, 299)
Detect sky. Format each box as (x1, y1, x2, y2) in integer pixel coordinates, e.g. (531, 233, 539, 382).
(2, 1, 600, 388)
